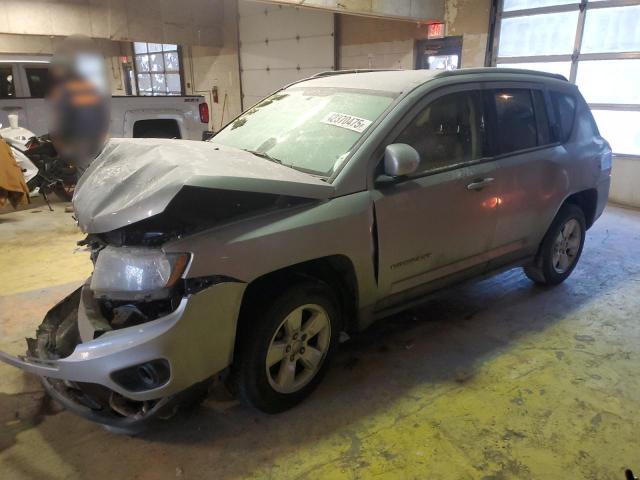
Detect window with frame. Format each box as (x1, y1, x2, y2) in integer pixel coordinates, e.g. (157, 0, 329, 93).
(0, 67, 15, 99)
(395, 90, 487, 174)
(133, 43, 183, 96)
(550, 91, 577, 143)
(493, 0, 640, 155)
(25, 67, 50, 98)
(492, 89, 538, 154)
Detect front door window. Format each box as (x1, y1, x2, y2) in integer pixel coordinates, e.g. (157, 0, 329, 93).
(395, 90, 488, 174)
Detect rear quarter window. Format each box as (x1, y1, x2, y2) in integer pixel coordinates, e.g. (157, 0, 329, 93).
(550, 91, 577, 143)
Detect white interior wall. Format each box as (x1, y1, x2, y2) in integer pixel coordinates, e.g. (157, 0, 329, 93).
(0, 33, 127, 95)
(610, 157, 640, 208)
(0, 0, 224, 47)
(444, 0, 491, 68)
(262, 0, 444, 22)
(337, 0, 491, 70)
(338, 15, 423, 70)
(182, 0, 243, 131)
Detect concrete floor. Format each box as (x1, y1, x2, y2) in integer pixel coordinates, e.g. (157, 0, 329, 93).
(1, 201, 639, 479)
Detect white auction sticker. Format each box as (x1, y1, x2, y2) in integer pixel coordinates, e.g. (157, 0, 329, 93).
(321, 112, 372, 133)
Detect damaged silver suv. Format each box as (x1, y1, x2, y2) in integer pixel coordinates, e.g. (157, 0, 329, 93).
(0, 69, 611, 430)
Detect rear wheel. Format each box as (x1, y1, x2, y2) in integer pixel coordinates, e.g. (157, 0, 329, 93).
(524, 203, 586, 285)
(234, 281, 340, 413)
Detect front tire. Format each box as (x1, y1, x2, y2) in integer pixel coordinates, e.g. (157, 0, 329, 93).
(524, 203, 586, 286)
(233, 281, 341, 413)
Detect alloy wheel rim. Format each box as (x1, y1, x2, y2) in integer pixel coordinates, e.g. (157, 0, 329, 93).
(552, 218, 581, 274)
(266, 304, 331, 394)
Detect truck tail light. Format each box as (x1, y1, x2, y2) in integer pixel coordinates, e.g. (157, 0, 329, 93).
(199, 103, 209, 124)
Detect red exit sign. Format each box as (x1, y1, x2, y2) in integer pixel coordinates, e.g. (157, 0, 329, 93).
(427, 22, 445, 39)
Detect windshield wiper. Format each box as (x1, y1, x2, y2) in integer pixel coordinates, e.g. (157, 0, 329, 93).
(241, 149, 324, 177)
(243, 149, 283, 165)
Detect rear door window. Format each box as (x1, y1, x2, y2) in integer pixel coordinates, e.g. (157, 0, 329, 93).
(550, 91, 577, 142)
(25, 67, 50, 98)
(0, 67, 15, 98)
(491, 88, 538, 154)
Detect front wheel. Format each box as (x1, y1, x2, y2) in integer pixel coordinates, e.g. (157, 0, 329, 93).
(233, 281, 341, 413)
(524, 203, 586, 286)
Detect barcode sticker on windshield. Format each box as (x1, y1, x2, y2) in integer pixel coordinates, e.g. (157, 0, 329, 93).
(321, 112, 372, 133)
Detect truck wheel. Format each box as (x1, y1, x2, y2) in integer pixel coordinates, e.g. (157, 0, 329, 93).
(524, 203, 586, 286)
(234, 281, 341, 413)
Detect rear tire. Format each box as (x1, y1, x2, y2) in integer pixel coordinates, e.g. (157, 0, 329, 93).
(524, 203, 586, 286)
(233, 280, 341, 414)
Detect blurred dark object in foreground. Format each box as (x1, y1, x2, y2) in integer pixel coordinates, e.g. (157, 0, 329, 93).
(48, 36, 110, 174)
(627, 469, 638, 480)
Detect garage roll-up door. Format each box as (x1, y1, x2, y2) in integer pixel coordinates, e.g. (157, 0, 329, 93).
(238, 0, 335, 109)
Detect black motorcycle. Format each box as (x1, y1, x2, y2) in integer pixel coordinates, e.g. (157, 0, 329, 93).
(23, 134, 78, 202)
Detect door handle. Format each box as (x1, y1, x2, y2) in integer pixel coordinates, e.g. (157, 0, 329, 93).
(466, 177, 495, 191)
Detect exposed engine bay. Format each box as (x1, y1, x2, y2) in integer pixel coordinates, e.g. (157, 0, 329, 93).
(78, 184, 314, 331)
(0, 134, 341, 431)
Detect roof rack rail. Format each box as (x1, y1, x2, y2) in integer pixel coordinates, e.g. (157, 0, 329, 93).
(312, 69, 400, 78)
(434, 67, 568, 82)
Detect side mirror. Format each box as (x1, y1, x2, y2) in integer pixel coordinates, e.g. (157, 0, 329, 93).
(384, 143, 419, 178)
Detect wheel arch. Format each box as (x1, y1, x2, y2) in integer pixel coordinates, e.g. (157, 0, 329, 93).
(532, 188, 596, 264)
(563, 188, 598, 229)
(236, 255, 360, 338)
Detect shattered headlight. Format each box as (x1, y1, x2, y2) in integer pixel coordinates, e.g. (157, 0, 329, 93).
(90, 246, 190, 300)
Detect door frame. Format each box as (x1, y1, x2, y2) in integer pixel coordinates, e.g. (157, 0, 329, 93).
(369, 81, 505, 306)
(415, 36, 463, 70)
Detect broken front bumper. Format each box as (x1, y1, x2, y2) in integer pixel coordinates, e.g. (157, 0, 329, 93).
(0, 279, 246, 429)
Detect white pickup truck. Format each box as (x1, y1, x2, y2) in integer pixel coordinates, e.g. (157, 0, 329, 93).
(0, 57, 210, 140)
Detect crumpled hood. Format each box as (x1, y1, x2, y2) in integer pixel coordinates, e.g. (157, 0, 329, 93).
(73, 138, 334, 233)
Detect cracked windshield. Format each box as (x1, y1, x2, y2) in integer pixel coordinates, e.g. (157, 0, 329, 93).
(211, 87, 395, 176)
